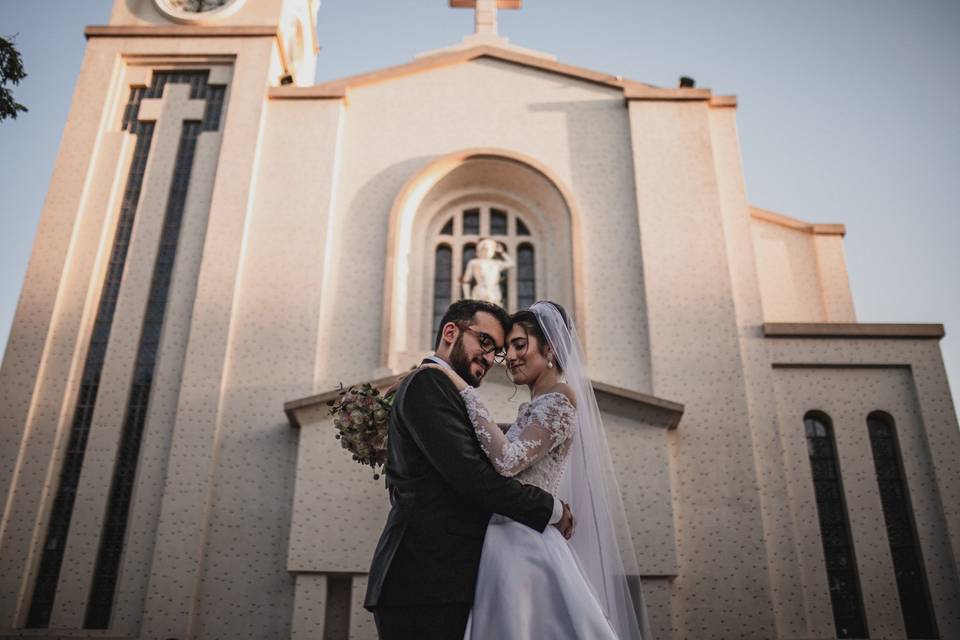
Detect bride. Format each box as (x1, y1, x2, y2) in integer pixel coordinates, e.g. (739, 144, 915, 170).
(425, 301, 651, 640)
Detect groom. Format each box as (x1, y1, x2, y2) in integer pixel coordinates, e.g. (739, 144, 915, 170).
(364, 299, 574, 639)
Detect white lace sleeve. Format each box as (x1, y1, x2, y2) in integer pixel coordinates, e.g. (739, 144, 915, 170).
(460, 387, 575, 477)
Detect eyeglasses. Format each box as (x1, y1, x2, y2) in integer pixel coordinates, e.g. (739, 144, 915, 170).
(455, 323, 507, 364)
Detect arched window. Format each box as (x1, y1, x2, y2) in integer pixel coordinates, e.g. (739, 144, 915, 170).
(804, 412, 867, 639)
(517, 243, 536, 310)
(386, 154, 575, 371)
(432, 244, 452, 340)
(431, 206, 536, 329)
(867, 412, 938, 639)
(490, 208, 508, 235)
(463, 208, 480, 234)
(462, 243, 477, 274)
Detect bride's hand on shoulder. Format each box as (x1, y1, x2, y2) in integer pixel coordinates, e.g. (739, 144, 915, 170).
(421, 363, 469, 391)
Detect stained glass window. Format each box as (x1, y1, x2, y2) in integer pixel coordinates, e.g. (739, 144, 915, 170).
(430, 207, 536, 338)
(517, 244, 536, 309)
(432, 245, 452, 342)
(804, 412, 867, 639)
(463, 208, 480, 235)
(490, 208, 508, 235)
(462, 242, 477, 273)
(867, 413, 938, 639)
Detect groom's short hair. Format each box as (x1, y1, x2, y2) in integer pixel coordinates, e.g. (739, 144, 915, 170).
(434, 300, 511, 350)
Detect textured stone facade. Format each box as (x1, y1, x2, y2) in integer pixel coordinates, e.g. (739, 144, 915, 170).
(1, 1, 957, 638)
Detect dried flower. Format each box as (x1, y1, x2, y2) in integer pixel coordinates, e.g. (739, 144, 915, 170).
(329, 381, 396, 480)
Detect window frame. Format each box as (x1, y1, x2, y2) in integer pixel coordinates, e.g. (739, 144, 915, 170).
(431, 201, 538, 321)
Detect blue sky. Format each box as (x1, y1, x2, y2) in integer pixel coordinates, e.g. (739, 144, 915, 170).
(1, 0, 958, 417)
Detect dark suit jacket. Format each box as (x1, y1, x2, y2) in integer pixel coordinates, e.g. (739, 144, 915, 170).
(364, 364, 554, 609)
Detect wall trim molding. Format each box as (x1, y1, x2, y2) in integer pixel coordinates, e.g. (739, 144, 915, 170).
(764, 322, 945, 339)
(85, 25, 278, 39)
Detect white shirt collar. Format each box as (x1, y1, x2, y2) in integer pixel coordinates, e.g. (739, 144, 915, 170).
(425, 354, 452, 369)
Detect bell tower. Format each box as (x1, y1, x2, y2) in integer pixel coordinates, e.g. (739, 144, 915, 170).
(0, 0, 319, 637)
(108, 0, 320, 85)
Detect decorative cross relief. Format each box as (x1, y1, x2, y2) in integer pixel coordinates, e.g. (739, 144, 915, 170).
(25, 69, 227, 631)
(450, 0, 522, 37)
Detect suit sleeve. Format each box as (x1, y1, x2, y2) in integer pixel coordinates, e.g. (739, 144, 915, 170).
(399, 369, 554, 533)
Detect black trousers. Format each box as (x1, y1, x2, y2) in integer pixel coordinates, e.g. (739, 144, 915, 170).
(372, 603, 472, 640)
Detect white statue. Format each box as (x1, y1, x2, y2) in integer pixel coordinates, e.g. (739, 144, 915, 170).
(461, 238, 513, 306)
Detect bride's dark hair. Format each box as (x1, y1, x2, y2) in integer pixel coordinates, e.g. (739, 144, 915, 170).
(509, 302, 570, 373)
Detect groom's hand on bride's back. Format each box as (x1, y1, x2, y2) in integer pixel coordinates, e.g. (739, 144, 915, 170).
(553, 501, 575, 539)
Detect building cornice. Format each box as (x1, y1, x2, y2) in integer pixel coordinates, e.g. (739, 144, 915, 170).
(450, 0, 523, 7)
(284, 374, 684, 429)
(268, 44, 722, 104)
(591, 381, 684, 429)
(85, 25, 279, 39)
(284, 375, 402, 428)
(88, 30, 733, 107)
(709, 95, 738, 108)
(750, 206, 846, 236)
(270, 85, 346, 100)
(623, 85, 711, 101)
(764, 323, 945, 340)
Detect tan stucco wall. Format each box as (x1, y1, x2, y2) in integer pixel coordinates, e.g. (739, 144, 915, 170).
(309, 58, 652, 395)
(751, 215, 856, 323)
(628, 98, 778, 638)
(767, 336, 960, 639)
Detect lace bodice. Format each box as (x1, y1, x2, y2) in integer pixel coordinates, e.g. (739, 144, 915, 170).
(459, 387, 576, 495)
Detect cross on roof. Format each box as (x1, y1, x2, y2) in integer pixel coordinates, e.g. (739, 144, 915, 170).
(450, 0, 522, 37)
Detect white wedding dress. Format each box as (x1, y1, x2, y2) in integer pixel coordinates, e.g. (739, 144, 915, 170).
(459, 387, 620, 640)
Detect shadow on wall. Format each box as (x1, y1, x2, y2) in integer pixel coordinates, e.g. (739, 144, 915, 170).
(313, 156, 432, 390)
(529, 96, 652, 392)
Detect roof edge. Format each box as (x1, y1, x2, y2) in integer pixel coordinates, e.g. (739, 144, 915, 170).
(271, 44, 714, 101)
(750, 206, 846, 236)
(624, 85, 712, 101)
(764, 322, 945, 340)
(284, 373, 684, 429)
(270, 85, 345, 100)
(284, 374, 401, 428)
(85, 25, 278, 38)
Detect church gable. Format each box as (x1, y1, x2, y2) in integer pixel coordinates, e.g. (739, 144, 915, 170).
(343, 55, 627, 114)
(271, 45, 669, 101)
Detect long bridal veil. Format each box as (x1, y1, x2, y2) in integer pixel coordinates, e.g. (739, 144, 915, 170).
(530, 301, 653, 640)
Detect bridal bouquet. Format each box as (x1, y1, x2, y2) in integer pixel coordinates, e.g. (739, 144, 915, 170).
(328, 383, 394, 480)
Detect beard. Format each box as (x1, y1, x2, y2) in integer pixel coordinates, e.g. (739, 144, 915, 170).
(449, 335, 488, 387)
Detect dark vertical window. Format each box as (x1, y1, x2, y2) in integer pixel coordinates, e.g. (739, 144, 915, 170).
(804, 412, 867, 639)
(867, 413, 938, 639)
(499, 262, 509, 310)
(432, 244, 452, 340)
(516, 218, 530, 236)
(462, 208, 480, 235)
(26, 70, 225, 630)
(26, 100, 156, 633)
(439, 217, 453, 235)
(517, 243, 535, 309)
(489, 208, 507, 235)
(461, 242, 476, 273)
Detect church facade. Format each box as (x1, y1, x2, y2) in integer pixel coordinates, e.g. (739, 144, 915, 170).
(1, 1, 958, 638)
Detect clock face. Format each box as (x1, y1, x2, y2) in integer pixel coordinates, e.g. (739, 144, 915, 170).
(155, 0, 244, 22)
(168, 0, 229, 11)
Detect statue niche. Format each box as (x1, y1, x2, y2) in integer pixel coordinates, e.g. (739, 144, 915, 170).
(460, 238, 513, 306)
